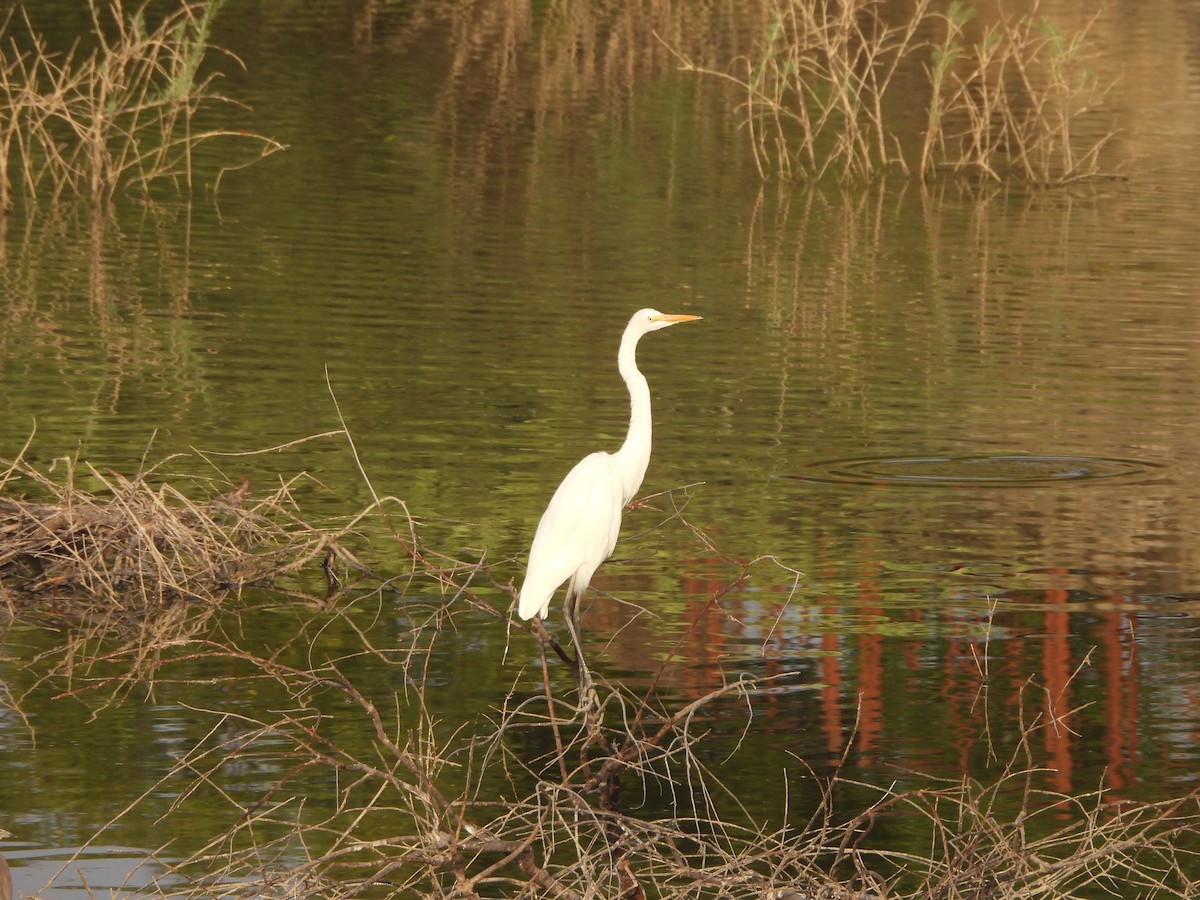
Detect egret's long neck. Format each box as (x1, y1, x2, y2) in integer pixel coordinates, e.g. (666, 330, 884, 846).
(615, 330, 652, 504)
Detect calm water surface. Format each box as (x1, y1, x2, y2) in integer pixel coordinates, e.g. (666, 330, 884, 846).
(3, 0, 1200, 894)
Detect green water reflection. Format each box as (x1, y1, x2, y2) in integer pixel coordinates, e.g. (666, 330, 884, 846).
(4, 0, 1200, 895)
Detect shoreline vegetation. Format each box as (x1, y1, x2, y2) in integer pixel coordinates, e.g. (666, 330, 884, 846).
(2, 435, 1199, 897)
(0, 0, 283, 207)
(1, 0, 1117, 211)
(668, 0, 1117, 183)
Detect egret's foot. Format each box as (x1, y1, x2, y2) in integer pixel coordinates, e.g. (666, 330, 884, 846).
(576, 663, 604, 739)
(578, 668, 598, 710)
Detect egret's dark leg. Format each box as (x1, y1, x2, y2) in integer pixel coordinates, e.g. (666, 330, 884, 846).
(538, 620, 578, 670)
(532, 598, 579, 669)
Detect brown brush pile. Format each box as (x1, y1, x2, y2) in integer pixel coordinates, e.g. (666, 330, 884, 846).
(0, 450, 339, 613)
(77, 613, 1200, 899)
(43, 523, 1200, 900)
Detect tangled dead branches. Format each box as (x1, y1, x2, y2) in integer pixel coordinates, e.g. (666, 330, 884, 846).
(0, 449, 340, 613)
(3, 439, 1199, 898)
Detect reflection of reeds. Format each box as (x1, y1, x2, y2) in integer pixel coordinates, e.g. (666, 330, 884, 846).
(0, 0, 282, 206)
(381, 0, 768, 204)
(0, 202, 220, 448)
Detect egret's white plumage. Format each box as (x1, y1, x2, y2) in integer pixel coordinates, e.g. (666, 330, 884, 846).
(518, 308, 701, 623)
(518, 451, 623, 621)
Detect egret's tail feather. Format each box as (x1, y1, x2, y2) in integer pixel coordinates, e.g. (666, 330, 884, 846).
(517, 584, 552, 620)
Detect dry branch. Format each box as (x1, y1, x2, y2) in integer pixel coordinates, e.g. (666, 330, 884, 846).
(4, 440, 1197, 897)
(42, 547, 1200, 899)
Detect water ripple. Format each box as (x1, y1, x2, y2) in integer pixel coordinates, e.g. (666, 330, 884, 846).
(786, 454, 1162, 487)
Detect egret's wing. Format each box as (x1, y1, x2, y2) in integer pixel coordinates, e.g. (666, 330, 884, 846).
(517, 452, 624, 620)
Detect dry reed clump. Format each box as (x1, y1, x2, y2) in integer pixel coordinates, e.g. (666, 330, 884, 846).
(0, 0, 283, 207)
(0, 444, 346, 615)
(668, 0, 1117, 185)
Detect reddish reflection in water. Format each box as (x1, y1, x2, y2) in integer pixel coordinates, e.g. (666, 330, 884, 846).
(589, 558, 1193, 804)
(1041, 586, 1074, 794)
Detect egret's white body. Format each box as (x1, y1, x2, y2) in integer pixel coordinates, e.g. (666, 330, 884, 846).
(518, 308, 701, 624)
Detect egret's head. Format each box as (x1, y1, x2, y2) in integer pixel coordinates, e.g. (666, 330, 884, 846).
(629, 308, 703, 336)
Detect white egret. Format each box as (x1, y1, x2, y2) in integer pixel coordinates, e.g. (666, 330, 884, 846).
(517, 308, 701, 676)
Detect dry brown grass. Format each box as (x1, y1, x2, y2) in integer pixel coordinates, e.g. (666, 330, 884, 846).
(1, 447, 317, 612)
(920, 0, 1116, 184)
(667, 0, 1117, 185)
(0, 0, 283, 207)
